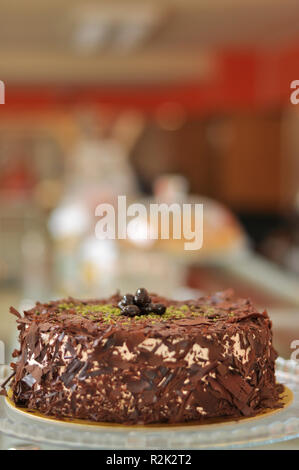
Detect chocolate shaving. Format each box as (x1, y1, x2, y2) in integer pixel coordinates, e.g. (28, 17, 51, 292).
(61, 359, 84, 387)
(10, 306, 22, 318)
(0, 370, 16, 392)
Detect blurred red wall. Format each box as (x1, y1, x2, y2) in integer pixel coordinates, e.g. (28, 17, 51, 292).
(3, 43, 299, 115)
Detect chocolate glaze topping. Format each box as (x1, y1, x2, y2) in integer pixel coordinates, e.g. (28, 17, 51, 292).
(5, 289, 283, 424)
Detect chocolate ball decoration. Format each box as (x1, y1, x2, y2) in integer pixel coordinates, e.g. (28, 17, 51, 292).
(134, 288, 151, 307)
(122, 305, 141, 317)
(118, 288, 166, 318)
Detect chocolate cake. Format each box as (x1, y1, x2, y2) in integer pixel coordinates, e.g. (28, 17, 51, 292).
(6, 289, 282, 424)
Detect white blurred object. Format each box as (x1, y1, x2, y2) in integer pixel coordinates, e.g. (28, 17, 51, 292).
(68, 137, 138, 202)
(48, 203, 90, 239)
(127, 215, 155, 248)
(48, 108, 145, 297)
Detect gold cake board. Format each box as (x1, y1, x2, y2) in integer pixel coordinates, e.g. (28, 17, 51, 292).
(5, 386, 293, 430)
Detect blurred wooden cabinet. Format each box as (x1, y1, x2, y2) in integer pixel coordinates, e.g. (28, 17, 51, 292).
(133, 111, 285, 213)
(209, 112, 282, 212)
(174, 111, 283, 212)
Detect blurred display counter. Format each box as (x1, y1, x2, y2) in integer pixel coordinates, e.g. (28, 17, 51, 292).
(187, 254, 299, 308)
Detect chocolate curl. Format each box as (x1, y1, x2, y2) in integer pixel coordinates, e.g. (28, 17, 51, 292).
(9, 306, 22, 319)
(0, 370, 16, 395)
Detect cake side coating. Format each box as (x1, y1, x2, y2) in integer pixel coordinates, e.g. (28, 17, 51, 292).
(9, 290, 282, 424)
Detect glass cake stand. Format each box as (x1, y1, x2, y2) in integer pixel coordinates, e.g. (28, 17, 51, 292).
(0, 357, 298, 450)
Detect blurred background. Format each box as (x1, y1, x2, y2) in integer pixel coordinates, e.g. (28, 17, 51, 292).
(1, 0, 299, 361)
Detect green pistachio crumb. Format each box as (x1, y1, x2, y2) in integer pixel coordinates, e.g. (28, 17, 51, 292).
(55, 301, 230, 323)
